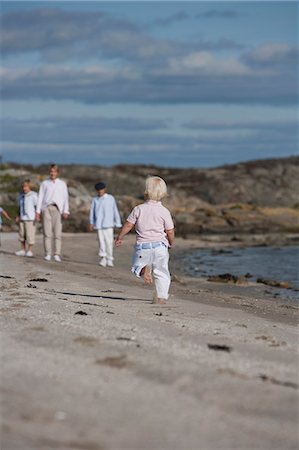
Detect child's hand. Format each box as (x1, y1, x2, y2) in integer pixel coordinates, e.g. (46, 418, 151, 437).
(35, 213, 41, 222)
(88, 224, 93, 232)
(15, 216, 20, 224)
(114, 222, 133, 247)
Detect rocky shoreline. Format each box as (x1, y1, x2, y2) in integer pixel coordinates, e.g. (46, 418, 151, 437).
(1, 157, 299, 236)
(170, 233, 299, 301)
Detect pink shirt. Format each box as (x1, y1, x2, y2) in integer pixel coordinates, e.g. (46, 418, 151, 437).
(127, 200, 174, 246)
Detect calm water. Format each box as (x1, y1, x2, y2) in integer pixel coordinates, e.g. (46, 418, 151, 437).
(178, 245, 299, 293)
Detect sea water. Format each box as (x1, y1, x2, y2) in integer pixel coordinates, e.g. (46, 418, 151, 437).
(178, 245, 299, 297)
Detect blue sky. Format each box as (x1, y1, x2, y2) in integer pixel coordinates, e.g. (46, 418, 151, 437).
(1, 1, 298, 167)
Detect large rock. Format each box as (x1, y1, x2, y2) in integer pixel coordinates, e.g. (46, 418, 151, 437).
(1, 157, 299, 235)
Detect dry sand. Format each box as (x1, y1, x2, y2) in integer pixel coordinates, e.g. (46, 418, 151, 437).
(0, 232, 298, 450)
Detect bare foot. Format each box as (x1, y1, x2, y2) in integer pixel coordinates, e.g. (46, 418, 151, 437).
(151, 295, 167, 305)
(143, 265, 153, 285)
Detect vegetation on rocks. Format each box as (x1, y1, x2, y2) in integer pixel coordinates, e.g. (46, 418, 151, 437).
(1, 156, 298, 237)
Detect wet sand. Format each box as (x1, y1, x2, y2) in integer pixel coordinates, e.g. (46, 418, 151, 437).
(0, 232, 298, 450)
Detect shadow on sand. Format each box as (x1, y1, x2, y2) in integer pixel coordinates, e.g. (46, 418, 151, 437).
(44, 289, 149, 303)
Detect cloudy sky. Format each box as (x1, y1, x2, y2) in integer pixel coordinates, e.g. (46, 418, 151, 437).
(1, 1, 298, 167)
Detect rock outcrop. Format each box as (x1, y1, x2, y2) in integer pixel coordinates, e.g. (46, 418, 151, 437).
(1, 156, 298, 236)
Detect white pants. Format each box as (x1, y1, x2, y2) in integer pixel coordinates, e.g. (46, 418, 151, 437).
(132, 244, 171, 299)
(97, 228, 114, 262)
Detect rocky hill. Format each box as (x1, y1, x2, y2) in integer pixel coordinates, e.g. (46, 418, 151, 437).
(1, 156, 299, 237)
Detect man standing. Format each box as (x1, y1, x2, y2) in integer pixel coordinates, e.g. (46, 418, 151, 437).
(36, 164, 70, 262)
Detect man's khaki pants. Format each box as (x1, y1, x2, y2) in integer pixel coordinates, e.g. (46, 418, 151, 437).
(42, 205, 62, 256)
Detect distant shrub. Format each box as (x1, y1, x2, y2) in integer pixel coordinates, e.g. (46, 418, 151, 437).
(281, 226, 299, 233)
(230, 204, 243, 210)
(0, 174, 15, 183)
(0, 174, 22, 193)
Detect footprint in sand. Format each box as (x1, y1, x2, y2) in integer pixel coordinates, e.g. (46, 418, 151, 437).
(255, 335, 286, 347)
(73, 336, 98, 346)
(27, 326, 46, 332)
(95, 354, 129, 369)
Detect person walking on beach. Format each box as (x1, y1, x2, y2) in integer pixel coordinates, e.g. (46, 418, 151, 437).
(36, 164, 70, 262)
(89, 182, 122, 267)
(115, 176, 175, 304)
(15, 180, 38, 257)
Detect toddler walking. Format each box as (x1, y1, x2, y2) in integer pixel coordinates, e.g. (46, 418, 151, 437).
(115, 176, 175, 304)
(89, 182, 122, 267)
(15, 180, 38, 257)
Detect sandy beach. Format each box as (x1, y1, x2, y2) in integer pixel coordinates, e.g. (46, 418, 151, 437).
(1, 232, 298, 450)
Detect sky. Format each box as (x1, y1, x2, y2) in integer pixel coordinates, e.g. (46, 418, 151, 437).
(0, 1, 298, 168)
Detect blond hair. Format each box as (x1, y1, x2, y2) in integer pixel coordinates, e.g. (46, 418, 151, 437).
(145, 176, 168, 201)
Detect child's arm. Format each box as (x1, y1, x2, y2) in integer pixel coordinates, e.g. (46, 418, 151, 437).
(36, 183, 44, 221)
(1, 209, 12, 221)
(115, 221, 134, 247)
(88, 199, 95, 231)
(166, 228, 175, 248)
(16, 198, 21, 223)
(113, 198, 122, 228)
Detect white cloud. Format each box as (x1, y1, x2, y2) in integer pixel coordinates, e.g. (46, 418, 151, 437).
(2, 9, 298, 108)
(248, 43, 294, 62)
(168, 51, 251, 76)
(243, 42, 298, 72)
